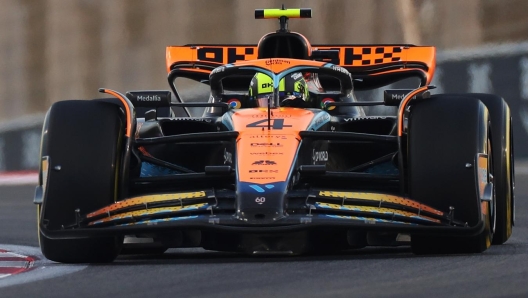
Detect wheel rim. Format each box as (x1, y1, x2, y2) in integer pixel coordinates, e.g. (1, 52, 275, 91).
(488, 133, 496, 236)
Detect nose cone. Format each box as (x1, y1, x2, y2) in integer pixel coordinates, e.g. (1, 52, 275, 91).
(230, 108, 315, 224)
(235, 182, 287, 224)
(232, 108, 314, 185)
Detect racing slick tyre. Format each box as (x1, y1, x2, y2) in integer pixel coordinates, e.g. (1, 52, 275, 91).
(408, 95, 493, 254)
(38, 100, 124, 263)
(449, 94, 514, 245)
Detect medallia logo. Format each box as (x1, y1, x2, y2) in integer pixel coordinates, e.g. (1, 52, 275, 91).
(137, 95, 161, 102)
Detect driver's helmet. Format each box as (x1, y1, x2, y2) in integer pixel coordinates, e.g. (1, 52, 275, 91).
(248, 72, 310, 107)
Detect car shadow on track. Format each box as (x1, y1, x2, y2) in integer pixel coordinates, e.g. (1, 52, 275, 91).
(107, 246, 495, 266)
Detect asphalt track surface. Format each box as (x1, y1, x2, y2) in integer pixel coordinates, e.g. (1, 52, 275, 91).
(1, 175, 527, 298)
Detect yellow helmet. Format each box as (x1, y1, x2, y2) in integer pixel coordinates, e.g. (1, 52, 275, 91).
(249, 72, 310, 107)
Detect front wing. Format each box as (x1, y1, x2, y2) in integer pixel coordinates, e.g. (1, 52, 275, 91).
(40, 189, 484, 239)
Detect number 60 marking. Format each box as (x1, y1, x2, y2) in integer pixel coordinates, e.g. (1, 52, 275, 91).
(255, 197, 266, 204)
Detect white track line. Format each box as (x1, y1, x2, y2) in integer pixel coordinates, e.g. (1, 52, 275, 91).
(0, 245, 86, 288)
(0, 171, 38, 186)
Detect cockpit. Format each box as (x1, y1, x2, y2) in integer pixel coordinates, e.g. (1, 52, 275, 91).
(204, 60, 363, 117)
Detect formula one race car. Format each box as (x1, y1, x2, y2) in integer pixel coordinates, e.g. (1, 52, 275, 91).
(34, 7, 515, 263)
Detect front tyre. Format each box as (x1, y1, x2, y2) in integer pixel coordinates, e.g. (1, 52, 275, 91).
(408, 95, 493, 254)
(456, 94, 513, 244)
(38, 100, 124, 263)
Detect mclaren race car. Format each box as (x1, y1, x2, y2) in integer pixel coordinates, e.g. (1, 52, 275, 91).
(34, 8, 515, 263)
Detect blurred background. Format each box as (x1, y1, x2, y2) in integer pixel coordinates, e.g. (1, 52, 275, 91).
(1, 0, 528, 172)
(1, 0, 527, 121)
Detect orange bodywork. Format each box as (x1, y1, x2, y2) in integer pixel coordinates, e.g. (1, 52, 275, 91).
(397, 85, 431, 136)
(232, 58, 327, 73)
(314, 45, 436, 84)
(232, 108, 314, 183)
(166, 45, 258, 72)
(100, 88, 132, 137)
(166, 44, 436, 85)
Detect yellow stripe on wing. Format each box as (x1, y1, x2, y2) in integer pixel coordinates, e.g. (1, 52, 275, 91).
(318, 191, 444, 216)
(87, 191, 207, 218)
(316, 203, 440, 223)
(88, 203, 208, 226)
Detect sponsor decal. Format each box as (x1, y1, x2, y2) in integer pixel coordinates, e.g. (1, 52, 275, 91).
(266, 59, 291, 65)
(223, 148, 232, 164)
(250, 143, 282, 147)
(328, 46, 402, 66)
(196, 46, 403, 66)
(252, 160, 277, 165)
(196, 46, 255, 64)
(250, 152, 284, 155)
(248, 184, 275, 192)
(312, 113, 331, 127)
(321, 98, 336, 110)
(137, 95, 161, 102)
(227, 99, 241, 109)
(249, 135, 287, 139)
(172, 118, 212, 122)
(251, 114, 291, 118)
(391, 93, 417, 100)
(211, 66, 225, 75)
(331, 65, 350, 75)
(312, 149, 329, 163)
(290, 72, 302, 80)
(344, 116, 387, 122)
(255, 197, 266, 205)
(250, 177, 276, 180)
(249, 169, 279, 173)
